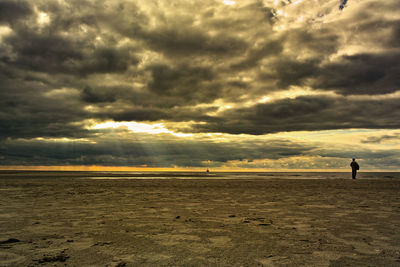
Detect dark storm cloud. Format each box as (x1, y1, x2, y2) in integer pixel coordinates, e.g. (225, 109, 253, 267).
(98, 104, 218, 123)
(230, 40, 283, 70)
(0, 93, 93, 140)
(81, 86, 116, 103)
(0, 71, 91, 140)
(361, 133, 400, 144)
(147, 63, 216, 99)
(390, 20, 400, 47)
(137, 26, 248, 57)
(255, 50, 400, 95)
(313, 53, 400, 95)
(0, 1, 32, 24)
(253, 27, 397, 95)
(3, 31, 137, 75)
(3, 30, 82, 74)
(188, 95, 400, 135)
(79, 47, 136, 75)
(259, 58, 320, 89)
(109, 108, 171, 122)
(285, 28, 340, 57)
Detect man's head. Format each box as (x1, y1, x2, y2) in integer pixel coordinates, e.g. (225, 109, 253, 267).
(352, 158, 355, 161)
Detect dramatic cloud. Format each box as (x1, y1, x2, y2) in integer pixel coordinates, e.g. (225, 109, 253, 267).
(313, 53, 400, 95)
(187, 95, 400, 134)
(0, 1, 32, 24)
(0, 0, 399, 170)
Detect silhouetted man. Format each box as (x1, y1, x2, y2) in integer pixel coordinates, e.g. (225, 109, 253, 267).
(350, 158, 359, 179)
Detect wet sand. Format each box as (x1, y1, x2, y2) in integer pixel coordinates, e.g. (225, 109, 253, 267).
(1, 176, 400, 266)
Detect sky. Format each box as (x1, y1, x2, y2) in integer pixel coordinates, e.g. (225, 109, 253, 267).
(0, 0, 399, 171)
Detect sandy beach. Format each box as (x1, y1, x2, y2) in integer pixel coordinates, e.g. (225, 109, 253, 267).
(1, 174, 400, 266)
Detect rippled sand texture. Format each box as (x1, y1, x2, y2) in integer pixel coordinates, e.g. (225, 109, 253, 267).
(1, 178, 400, 266)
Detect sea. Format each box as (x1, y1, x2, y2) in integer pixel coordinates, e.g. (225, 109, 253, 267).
(0, 171, 399, 180)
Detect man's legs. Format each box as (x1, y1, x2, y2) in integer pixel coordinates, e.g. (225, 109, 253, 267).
(352, 169, 357, 179)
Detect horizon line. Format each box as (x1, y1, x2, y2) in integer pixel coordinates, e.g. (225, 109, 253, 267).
(0, 165, 398, 172)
